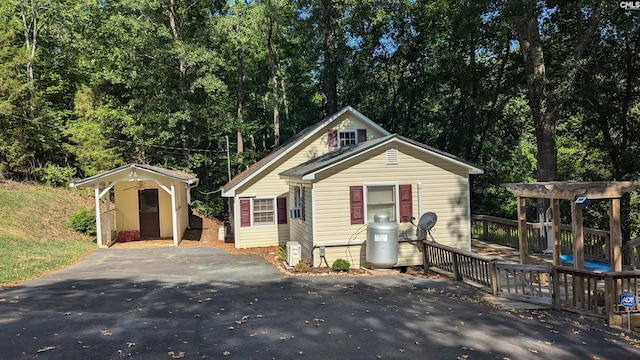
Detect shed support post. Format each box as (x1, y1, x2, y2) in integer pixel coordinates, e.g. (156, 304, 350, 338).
(171, 180, 179, 246)
(517, 196, 528, 264)
(95, 184, 102, 247)
(551, 198, 561, 266)
(609, 198, 622, 272)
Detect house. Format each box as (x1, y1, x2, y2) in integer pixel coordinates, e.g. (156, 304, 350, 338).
(222, 107, 483, 268)
(70, 163, 199, 247)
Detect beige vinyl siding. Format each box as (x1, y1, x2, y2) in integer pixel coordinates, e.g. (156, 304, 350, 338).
(114, 182, 140, 232)
(113, 179, 190, 239)
(312, 142, 470, 268)
(288, 182, 314, 261)
(235, 113, 387, 248)
(236, 196, 287, 248)
(313, 244, 366, 268)
(311, 240, 423, 269)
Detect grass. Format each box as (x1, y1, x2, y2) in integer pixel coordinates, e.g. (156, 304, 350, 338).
(0, 181, 96, 285)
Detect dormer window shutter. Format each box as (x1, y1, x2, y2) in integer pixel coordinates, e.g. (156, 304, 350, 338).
(357, 129, 367, 143)
(328, 130, 338, 151)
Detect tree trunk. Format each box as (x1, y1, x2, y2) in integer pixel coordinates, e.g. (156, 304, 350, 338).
(19, 0, 37, 120)
(266, 12, 280, 147)
(236, 17, 244, 161)
(167, 0, 189, 158)
(322, 0, 338, 116)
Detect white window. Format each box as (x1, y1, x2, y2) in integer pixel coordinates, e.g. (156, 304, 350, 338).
(290, 186, 303, 219)
(252, 198, 275, 225)
(339, 130, 357, 147)
(366, 185, 396, 223)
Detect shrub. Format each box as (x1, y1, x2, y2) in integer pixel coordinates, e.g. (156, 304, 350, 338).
(277, 246, 287, 261)
(294, 260, 310, 273)
(67, 209, 96, 236)
(332, 259, 351, 272)
(35, 164, 77, 187)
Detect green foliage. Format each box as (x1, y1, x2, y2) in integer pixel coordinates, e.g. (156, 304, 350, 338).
(278, 245, 287, 261)
(67, 208, 96, 236)
(331, 258, 351, 272)
(34, 164, 76, 187)
(294, 259, 311, 273)
(0, 0, 638, 235)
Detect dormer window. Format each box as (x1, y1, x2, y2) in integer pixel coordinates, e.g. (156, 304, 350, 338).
(339, 130, 357, 147)
(328, 129, 367, 151)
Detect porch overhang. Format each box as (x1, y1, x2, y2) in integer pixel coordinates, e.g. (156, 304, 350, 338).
(70, 163, 199, 248)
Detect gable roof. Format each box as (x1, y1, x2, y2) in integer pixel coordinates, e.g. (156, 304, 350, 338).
(69, 163, 199, 189)
(279, 134, 484, 180)
(222, 106, 390, 197)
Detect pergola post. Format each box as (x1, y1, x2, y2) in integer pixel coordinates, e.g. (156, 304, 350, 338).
(571, 201, 585, 270)
(610, 198, 622, 272)
(551, 198, 561, 266)
(517, 196, 528, 264)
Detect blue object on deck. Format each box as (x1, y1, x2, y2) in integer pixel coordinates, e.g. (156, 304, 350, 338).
(560, 254, 611, 272)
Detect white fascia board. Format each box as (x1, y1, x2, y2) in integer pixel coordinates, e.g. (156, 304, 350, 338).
(224, 107, 389, 195)
(301, 137, 483, 179)
(393, 139, 484, 175)
(346, 106, 391, 136)
(221, 189, 235, 197)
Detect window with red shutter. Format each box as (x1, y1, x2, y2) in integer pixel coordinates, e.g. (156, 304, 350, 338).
(350, 186, 364, 224)
(277, 197, 287, 224)
(240, 199, 251, 227)
(399, 184, 412, 223)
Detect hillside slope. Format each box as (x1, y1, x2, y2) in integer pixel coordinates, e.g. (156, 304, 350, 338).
(0, 181, 95, 286)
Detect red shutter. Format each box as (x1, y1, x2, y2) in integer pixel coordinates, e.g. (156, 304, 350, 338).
(350, 186, 364, 224)
(399, 184, 412, 223)
(240, 199, 251, 227)
(277, 197, 287, 224)
(300, 187, 306, 220)
(357, 129, 367, 143)
(328, 130, 338, 151)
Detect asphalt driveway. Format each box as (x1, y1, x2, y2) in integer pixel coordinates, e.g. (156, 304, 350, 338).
(1, 247, 639, 360)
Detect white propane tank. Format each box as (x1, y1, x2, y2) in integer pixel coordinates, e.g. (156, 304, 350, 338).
(366, 213, 398, 268)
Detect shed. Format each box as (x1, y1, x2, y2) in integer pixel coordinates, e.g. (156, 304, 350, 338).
(70, 163, 199, 247)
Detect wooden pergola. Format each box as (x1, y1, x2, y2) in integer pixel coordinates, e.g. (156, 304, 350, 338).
(503, 181, 637, 272)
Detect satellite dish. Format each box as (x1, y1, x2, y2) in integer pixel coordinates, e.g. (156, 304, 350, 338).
(418, 212, 438, 232)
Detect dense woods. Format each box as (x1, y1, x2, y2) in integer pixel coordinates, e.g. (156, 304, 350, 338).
(1, 1, 639, 237)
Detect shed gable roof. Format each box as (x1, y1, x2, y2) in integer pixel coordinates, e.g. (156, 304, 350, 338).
(69, 163, 199, 189)
(222, 106, 390, 197)
(279, 134, 484, 180)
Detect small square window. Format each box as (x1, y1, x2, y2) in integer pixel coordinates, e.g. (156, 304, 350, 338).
(339, 130, 357, 147)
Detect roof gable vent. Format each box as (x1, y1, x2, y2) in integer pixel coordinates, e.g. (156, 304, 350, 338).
(386, 147, 398, 164)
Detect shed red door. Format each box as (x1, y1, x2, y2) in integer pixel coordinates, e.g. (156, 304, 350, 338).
(139, 189, 160, 238)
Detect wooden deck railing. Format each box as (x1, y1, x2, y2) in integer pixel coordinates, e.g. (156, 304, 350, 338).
(424, 240, 640, 328)
(472, 215, 610, 262)
(423, 241, 496, 291)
